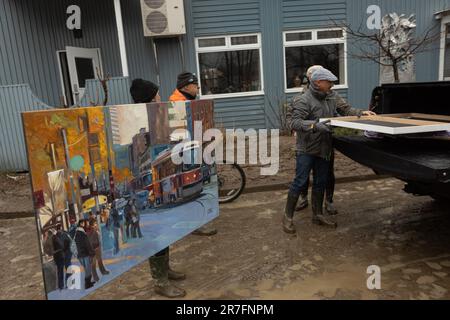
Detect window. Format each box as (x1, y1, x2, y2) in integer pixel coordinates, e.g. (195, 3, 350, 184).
(440, 17, 450, 81)
(195, 34, 263, 98)
(283, 29, 347, 92)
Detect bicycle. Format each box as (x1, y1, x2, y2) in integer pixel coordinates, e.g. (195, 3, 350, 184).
(217, 163, 246, 204)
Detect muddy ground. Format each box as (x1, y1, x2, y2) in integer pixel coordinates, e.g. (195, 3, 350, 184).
(1, 178, 450, 300)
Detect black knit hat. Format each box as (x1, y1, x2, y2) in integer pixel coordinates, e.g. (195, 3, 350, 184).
(130, 78, 159, 103)
(176, 72, 198, 89)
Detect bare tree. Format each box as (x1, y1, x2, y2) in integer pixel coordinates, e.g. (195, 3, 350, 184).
(89, 67, 111, 106)
(333, 14, 442, 83)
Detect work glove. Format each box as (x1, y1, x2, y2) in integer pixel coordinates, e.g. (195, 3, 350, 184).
(313, 120, 332, 133)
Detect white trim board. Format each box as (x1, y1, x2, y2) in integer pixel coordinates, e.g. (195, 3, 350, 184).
(322, 116, 450, 135)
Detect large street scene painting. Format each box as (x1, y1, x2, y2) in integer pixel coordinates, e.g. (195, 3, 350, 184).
(21, 100, 219, 300)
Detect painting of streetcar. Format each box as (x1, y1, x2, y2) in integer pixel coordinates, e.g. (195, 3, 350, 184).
(152, 141, 204, 208)
(127, 141, 211, 209)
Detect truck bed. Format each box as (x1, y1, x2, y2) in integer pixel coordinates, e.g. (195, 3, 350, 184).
(334, 136, 450, 184)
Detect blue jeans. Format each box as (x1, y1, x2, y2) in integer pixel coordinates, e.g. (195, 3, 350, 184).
(113, 228, 120, 254)
(79, 256, 92, 281)
(290, 153, 330, 195)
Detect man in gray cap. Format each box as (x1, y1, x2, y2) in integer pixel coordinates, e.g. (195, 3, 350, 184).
(283, 68, 375, 234)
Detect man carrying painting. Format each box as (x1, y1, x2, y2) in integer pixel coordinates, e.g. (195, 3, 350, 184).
(130, 79, 187, 298)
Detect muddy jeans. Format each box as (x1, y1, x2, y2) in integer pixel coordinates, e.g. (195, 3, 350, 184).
(290, 153, 330, 196)
(300, 151, 335, 202)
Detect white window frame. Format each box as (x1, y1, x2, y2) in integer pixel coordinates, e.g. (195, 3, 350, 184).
(439, 16, 450, 81)
(195, 33, 264, 99)
(283, 28, 348, 93)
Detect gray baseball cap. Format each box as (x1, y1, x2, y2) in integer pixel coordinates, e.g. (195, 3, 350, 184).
(310, 68, 338, 82)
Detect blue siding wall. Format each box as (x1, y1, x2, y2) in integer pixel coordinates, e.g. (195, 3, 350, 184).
(0, 85, 51, 171)
(80, 77, 132, 107)
(191, 0, 261, 36)
(283, 0, 347, 29)
(214, 96, 267, 129)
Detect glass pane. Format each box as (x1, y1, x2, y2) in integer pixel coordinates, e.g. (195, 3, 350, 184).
(198, 49, 261, 95)
(198, 38, 226, 47)
(231, 35, 258, 45)
(317, 30, 343, 40)
(445, 24, 450, 78)
(75, 57, 95, 88)
(286, 32, 312, 42)
(285, 44, 345, 89)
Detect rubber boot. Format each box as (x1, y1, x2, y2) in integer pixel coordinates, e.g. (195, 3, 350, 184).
(283, 193, 299, 234)
(312, 191, 337, 228)
(192, 224, 217, 236)
(295, 192, 309, 211)
(149, 255, 186, 298)
(325, 200, 339, 216)
(163, 250, 186, 281)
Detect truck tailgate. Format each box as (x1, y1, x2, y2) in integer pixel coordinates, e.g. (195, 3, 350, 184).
(334, 136, 450, 183)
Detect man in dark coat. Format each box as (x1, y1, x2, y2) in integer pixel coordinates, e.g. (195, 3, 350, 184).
(51, 229, 65, 290)
(55, 227, 73, 288)
(74, 219, 96, 289)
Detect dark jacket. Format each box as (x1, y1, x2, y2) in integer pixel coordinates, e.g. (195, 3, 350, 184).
(75, 228, 95, 258)
(87, 230, 101, 250)
(290, 89, 362, 159)
(52, 234, 65, 263)
(56, 230, 72, 257)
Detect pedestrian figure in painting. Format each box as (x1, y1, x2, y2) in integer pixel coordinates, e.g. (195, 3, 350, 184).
(87, 220, 110, 282)
(74, 219, 96, 289)
(108, 201, 121, 255)
(55, 226, 73, 289)
(127, 198, 143, 239)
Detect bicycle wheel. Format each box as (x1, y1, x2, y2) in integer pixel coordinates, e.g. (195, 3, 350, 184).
(217, 163, 246, 204)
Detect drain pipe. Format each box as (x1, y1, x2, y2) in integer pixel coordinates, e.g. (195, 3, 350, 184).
(114, 0, 129, 77)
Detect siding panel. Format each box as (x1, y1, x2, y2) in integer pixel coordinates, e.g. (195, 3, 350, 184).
(191, 0, 261, 36)
(0, 84, 51, 171)
(283, 0, 347, 29)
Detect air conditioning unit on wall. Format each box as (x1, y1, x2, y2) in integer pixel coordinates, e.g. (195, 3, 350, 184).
(140, 0, 186, 37)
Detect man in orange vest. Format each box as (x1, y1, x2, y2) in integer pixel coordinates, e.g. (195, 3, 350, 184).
(170, 72, 218, 237)
(169, 71, 200, 101)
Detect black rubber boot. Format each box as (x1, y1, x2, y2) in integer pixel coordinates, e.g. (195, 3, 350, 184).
(149, 254, 186, 298)
(295, 192, 309, 211)
(325, 200, 339, 216)
(312, 191, 337, 228)
(283, 193, 299, 234)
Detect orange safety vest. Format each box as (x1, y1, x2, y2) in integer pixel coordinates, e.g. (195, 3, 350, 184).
(169, 89, 187, 102)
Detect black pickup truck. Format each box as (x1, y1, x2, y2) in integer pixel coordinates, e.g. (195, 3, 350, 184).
(334, 81, 450, 201)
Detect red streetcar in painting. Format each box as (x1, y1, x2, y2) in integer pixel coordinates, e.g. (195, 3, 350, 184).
(151, 141, 204, 208)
